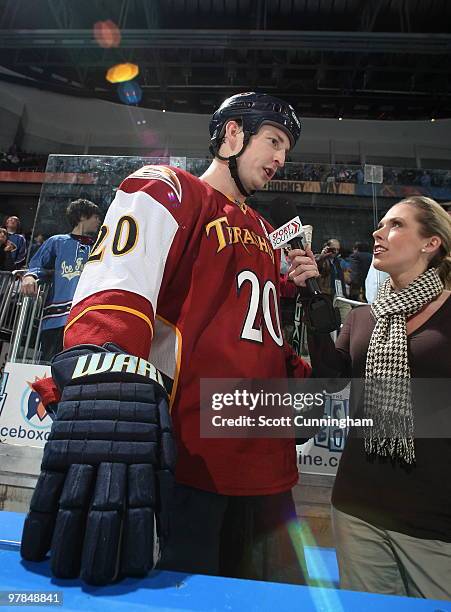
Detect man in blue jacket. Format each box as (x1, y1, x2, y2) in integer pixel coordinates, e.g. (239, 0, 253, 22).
(21, 199, 101, 361)
(349, 241, 372, 301)
(3, 215, 27, 268)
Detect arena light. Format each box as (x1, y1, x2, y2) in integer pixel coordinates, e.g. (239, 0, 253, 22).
(94, 20, 121, 48)
(106, 63, 139, 84)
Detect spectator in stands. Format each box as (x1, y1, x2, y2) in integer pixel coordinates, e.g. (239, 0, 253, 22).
(339, 246, 353, 295)
(6, 144, 20, 166)
(293, 195, 451, 600)
(0, 146, 47, 172)
(29, 232, 46, 259)
(3, 216, 26, 268)
(325, 170, 338, 194)
(419, 171, 432, 188)
(355, 167, 364, 184)
(349, 241, 372, 301)
(0, 227, 16, 271)
(21, 199, 101, 362)
(384, 168, 397, 184)
(316, 239, 351, 323)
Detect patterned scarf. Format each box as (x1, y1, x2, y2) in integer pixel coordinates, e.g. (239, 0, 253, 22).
(364, 267, 443, 463)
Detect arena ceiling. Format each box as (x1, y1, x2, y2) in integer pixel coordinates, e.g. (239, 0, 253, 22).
(1, 0, 451, 120)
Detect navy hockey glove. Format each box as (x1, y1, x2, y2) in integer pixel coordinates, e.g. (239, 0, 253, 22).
(20, 344, 176, 585)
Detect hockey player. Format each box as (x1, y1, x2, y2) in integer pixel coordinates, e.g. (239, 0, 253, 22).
(21, 199, 101, 361)
(21, 93, 313, 585)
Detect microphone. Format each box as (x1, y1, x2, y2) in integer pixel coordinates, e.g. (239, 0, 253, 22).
(269, 198, 340, 335)
(269, 199, 321, 295)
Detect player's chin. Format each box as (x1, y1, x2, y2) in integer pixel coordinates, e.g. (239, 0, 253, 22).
(250, 171, 269, 190)
(253, 177, 268, 190)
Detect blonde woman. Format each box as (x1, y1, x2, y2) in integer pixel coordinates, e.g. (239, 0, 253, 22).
(288, 196, 451, 600)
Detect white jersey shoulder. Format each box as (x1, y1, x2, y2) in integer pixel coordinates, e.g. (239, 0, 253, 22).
(128, 165, 183, 203)
(72, 187, 179, 312)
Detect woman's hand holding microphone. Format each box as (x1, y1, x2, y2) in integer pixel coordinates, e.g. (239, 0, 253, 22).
(286, 247, 320, 288)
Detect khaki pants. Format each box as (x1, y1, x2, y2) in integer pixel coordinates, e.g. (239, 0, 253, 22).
(335, 300, 352, 326)
(332, 505, 451, 600)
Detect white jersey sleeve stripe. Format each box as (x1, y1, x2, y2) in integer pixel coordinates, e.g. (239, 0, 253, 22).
(151, 315, 182, 385)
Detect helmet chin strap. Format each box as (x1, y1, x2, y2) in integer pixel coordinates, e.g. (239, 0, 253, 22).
(227, 155, 253, 198)
(209, 131, 254, 199)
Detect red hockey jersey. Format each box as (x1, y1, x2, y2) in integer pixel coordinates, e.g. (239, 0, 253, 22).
(63, 166, 310, 495)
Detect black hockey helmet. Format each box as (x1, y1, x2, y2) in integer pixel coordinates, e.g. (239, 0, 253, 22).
(209, 92, 301, 154)
(209, 92, 301, 198)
